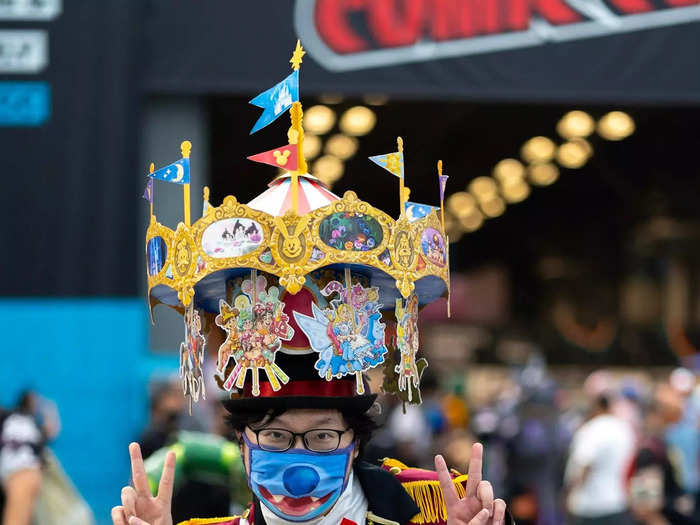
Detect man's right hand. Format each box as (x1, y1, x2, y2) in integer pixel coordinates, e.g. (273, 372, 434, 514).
(111, 442, 176, 525)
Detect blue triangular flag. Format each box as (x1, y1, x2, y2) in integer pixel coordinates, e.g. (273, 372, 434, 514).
(249, 70, 299, 134)
(149, 158, 190, 185)
(368, 151, 404, 178)
(404, 201, 438, 223)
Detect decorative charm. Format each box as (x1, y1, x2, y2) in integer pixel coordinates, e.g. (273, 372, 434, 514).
(215, 272, 293, 396)
(202, 218, 263, 258)
(179, 304, 206, 409)
(319, 211, 382, 252)
(394, 294, 423, 403)
(294, 269, 387, 394)
(420, 228, 447, 267)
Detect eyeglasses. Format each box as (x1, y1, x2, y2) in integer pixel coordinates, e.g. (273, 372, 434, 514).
(248, 427, 352, 452)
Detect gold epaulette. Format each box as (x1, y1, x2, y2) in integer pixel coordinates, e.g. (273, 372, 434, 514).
(381, 458, 468, 525)
(176, 517, 238, 525)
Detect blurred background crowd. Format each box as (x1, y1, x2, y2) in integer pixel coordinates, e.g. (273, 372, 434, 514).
(2, 1, 700, 524)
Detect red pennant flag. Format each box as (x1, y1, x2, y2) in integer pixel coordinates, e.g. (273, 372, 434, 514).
(247, 144, 298, 170)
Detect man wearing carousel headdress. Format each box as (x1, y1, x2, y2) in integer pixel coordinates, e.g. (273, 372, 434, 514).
(119, 42, 511, 525)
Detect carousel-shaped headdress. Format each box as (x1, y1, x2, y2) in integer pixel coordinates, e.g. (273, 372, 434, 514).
(144, 42, 451, 412)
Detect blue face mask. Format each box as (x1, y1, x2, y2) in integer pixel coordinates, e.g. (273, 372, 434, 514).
(242, 433, 354, 522)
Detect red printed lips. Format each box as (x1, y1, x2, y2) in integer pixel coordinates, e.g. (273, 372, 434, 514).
(258, 485, 334, 517)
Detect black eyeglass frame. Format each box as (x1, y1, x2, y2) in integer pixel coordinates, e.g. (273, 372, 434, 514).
(247, 426, 353, 452)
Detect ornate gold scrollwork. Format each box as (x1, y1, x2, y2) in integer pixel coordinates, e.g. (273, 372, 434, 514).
(172, 222, 198, 306)
(145, 189, 449, 310)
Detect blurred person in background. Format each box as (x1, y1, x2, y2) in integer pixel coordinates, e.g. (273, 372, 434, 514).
(139, 380, 186, 459)
(1, 390, 94, 525)
(564, 394, 635, 525)
(627, 383, 695, 525)
(387, 394, 434, 468)
(144, 402, 250, 524)
(0, 392, 44, 525)
(663, 368, 699, 520)
(505, 382, 569, 525)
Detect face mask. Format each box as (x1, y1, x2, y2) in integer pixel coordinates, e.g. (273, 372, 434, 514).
(242, 433, 354, 522)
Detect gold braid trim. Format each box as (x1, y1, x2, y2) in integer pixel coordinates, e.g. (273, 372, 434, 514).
(402, 476, 468, 524)
(176, 518, 238, 525)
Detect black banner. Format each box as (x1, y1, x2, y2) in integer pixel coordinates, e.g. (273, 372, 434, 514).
(2, 1, 143, 295)
(145, 0, 700, 103)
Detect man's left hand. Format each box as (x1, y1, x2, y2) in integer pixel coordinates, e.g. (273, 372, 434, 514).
(435, 443, 507, 525)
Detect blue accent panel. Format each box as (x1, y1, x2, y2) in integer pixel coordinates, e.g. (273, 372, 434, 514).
(0, 82, 50, 126)
(0, 299, 178, 525)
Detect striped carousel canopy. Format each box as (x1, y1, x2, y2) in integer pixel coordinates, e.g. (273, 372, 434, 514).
(247, 172, 339, 216)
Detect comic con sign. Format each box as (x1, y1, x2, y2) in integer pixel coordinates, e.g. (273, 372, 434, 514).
(295, 0, 700, 71)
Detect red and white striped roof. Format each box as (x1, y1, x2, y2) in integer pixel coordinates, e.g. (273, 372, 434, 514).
(247, 173, 340, 216)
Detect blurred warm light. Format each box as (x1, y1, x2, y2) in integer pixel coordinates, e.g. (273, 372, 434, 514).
(528, 162, 560, 186)
(480, 196, 506, 218)
(492, 159, 525, 185)
(521, 137, 556, 164)
(446, 191, 477, 218)
(325, 134, 358, 160)
(468, 176, 498, 201)
(556, 139, 592, 168)
(458, 209, 484, 232)
(557, 110, 594, 139)
(313, 155, 344, 186)
(303, 134, 322, 160)
(444, 213, 464, 242)
(317, 93, 344, 105)
(305, 105, 336, 135)
(339, 106, 376, 136)
(362, 94, 389, 106)
(597, 111, 635, 141)
(501, 180, 531, 203)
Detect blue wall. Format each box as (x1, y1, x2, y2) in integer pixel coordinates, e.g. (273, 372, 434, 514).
(0, 299, 178, 524)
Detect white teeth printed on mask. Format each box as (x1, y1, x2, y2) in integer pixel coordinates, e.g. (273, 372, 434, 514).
(272, 494, 284, 503)
(310, 496, 319, 502)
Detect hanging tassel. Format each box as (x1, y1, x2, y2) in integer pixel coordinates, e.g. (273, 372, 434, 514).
(401, 476, 468, 524)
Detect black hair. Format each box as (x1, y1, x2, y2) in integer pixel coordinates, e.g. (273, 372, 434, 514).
(225, 407, 378, 455)
(17, 390, 36, 414)
(595, 394, 611, 412)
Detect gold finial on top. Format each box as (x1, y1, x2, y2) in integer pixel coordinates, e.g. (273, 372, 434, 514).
(149, 162, 155, 174)
(438, 159, 443, 176)
(203, 186, 210, 202)
(290, 40, 305, 71)
(181, 140, 192, 159)
(397, 136, 404, 153)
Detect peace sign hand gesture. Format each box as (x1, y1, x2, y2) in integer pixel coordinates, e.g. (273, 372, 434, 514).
(435, 443, 507, 525)
(111, 442, 176, 525)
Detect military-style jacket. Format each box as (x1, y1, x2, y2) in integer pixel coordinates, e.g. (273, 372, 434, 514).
(178, 459, 514, 525)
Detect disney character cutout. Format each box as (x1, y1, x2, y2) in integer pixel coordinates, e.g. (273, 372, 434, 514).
(215, 272, 292, 396)
(294, 269, 387, 394)
(395, 293, 421, 402)
(179, 305, 206, 408)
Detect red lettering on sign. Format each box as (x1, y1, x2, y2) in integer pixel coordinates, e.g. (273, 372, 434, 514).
(665, 0, 698, 6)
(608, 0, 653, 13)
(315, 0, 369, 53)
(531, 0, 582, 24)
(506, 0, 530, 30)
(368, 0, 426, 47)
